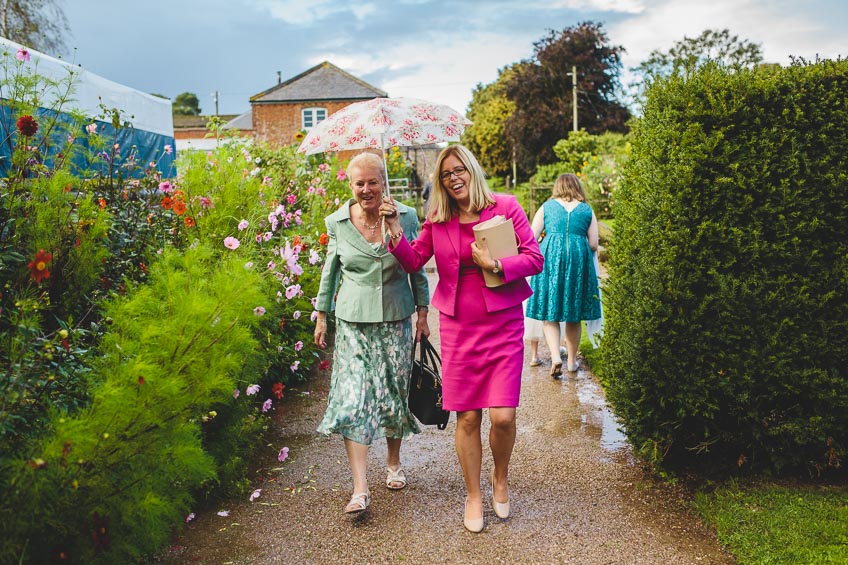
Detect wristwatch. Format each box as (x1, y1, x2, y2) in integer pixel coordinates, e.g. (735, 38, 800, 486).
(491, 260, 501, 274)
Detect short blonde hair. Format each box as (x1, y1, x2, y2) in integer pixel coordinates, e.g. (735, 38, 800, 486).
(347, 151, 386, 185)
(552, 173, 587, 202)
(428, 144, 495, 223)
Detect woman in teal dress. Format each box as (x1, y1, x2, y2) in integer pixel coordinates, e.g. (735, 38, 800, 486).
(313, 152, 430, 515)
(526, 173, 601, 378)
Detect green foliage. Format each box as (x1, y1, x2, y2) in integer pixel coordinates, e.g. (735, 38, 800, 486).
(630, 28, 763, 108)
(549, 130, 630, 219)
(695, 480, 848, 564)
(461, 65, 518, 178)
(0, 50, 350, 562)
(1, 244, 267, 562)
(600, 58, 848, 476)
(504, 21, 631, 178)
(173, 91, 202, 116)
(385, 146, 413, 180)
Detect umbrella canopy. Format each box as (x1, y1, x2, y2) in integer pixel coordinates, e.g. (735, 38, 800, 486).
(296, 96, 471, 194)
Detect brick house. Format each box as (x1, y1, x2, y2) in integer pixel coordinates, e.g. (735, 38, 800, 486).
(249, 61, 387, 148)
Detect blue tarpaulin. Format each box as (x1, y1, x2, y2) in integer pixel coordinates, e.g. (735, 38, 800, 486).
(1, 37, 175, 178)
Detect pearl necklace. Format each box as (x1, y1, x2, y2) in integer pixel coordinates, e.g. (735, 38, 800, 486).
(362, 215, 380, 234)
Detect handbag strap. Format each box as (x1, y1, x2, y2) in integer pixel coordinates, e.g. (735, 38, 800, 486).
(413, 335, 442, 378)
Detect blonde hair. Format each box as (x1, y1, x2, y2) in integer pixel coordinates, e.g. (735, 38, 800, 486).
(552, 173, 587, 202)
(347, 151, 386, 187)
(427, 144, 495, 223)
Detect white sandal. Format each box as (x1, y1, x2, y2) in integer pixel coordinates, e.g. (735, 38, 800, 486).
(344, 491, 370, 514)
(386, 466, 407, 490)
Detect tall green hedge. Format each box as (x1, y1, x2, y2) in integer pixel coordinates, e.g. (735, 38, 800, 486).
(601, 59, 848, 476)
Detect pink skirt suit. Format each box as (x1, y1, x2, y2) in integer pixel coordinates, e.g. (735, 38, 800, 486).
(390, 194, 544, 411)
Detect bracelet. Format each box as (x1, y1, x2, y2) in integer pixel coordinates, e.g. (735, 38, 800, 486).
(389, 228, 404, 241)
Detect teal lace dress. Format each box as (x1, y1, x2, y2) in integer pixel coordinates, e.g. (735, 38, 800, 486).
(526, 200, 601, 323)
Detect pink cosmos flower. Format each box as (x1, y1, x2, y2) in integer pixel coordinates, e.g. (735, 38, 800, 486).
(223, 236, 240, 250)
(336, 169, 347, 181)
(262, 176, 272, 186)
(311, 297, 318, 308)
(217, 510, 230, 517)
(318, 163, 330, 173)
(311, 311, 319, 322)
(238, 219, 249, 231)
(278, 447, 290, 462)
(253, 306, 266, 316)
(309, 249, 321, 265)
(233, 388, 240, 399)
(285, 284, 301, 300)
(295, 340, 303, 352)
(85, 123, 97, 135)
(158, 181, 173, 193)
(16, 48, 30, 62)
(286, 194, 297, 205)
(282, 242, 303, 276)
(262, 399, 272, 413)
(293, 311, 301, 320)
(186, 512, 195, 523)
(246, 384, 260, 396)
(163, 144, 173, 155)
(263, 231, 273, 242)
(67, 134, 75, 144)
(290, 361, 300, 372)
(250, 488, 262, 502)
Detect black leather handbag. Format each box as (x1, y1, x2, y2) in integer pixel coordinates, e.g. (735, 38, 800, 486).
(408, 335, 450, 429)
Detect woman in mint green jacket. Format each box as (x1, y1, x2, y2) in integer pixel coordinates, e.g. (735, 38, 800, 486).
(314, 152, 430, 515)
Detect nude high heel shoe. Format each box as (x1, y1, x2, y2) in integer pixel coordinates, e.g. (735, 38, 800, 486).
(463, 497, 484, 533)
(491, 471, 510, 519)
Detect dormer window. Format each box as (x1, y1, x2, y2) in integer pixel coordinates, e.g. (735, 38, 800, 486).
(302, 107, 327, 130)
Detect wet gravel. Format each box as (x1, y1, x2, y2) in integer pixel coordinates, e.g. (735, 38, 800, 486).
(159, 271, 733, 564)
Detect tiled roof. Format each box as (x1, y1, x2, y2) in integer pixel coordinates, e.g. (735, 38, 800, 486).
(173, 114, 237, 129)
(250, 61, 387, 104)
(222, 110, 252, 130)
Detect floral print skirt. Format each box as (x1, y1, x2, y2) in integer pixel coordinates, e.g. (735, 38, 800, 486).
(316, 317, 421, 445)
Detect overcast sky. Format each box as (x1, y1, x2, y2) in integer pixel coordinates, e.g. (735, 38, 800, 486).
(60, 0, 846, 117)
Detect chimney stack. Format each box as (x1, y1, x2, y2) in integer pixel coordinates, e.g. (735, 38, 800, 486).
(277, 71, 281, 84)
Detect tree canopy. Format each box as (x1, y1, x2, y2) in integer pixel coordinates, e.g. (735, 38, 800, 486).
(630, 28, 763, 102)
(1, 0, 69, 55)
(504, 21, 631, 177)
(461, 65, 518, 178)
(173, 92, 202, 116)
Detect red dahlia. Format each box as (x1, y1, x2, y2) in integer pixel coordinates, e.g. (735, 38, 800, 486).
(28, 249, 53, 283)
(16, 115, 38, 137)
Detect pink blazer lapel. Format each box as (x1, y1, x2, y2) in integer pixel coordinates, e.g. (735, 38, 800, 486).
(445, 215, 461, 257)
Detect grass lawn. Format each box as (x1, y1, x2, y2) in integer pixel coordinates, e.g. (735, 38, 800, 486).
(694, 480, 848, 564)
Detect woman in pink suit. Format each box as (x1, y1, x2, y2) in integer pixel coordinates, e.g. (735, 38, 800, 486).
(381, 145, 543, 532)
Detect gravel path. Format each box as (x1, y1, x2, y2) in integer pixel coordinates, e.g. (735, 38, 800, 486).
(160, 271, 733, 564)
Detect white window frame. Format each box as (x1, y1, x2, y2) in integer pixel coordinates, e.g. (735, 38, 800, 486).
(301, 107, 327, 130)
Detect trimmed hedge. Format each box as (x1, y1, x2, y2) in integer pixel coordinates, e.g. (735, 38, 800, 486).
(600, 58, 848, 476)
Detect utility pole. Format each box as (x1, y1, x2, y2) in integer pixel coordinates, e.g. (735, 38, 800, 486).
(566, 65, 578, 132)
(212, 91, 219, 116)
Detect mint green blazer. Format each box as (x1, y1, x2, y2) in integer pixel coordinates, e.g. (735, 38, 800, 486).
(315, 200, 429, 323)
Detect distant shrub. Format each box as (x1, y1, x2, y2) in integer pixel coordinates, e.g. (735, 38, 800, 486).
(600, 58, 848, 477)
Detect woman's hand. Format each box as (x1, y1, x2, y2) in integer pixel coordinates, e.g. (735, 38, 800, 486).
(380, 196, 402, 233)
(314, 311, 328, 348)
(415, 308, 431, 342)
(470, 241, 497, 272)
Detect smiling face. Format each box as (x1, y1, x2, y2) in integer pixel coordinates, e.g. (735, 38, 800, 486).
(439, 153, 470, 206)
(348, 160, 385, 215)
